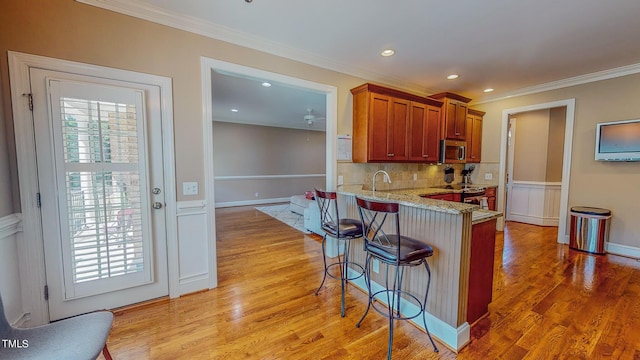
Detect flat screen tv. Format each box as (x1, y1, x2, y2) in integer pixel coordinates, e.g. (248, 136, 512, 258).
(595, 119, 640, 161)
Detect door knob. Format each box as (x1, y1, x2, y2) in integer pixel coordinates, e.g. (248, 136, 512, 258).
(152, 202, 163, 209)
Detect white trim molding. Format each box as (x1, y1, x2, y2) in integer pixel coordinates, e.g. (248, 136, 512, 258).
(607, 243, 640, 259)
(214, 174, 326, 181)
(0, 213, 21, 239)
(76, 0, 432, 96)
(8, 51, 178, 324)
(176, 200, 212, 294)
(201, 57, 339, 289)
(498, 99, 575, 243)
(215, 197, 292, 209)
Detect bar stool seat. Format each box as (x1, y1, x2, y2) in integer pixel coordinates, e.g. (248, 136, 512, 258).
(355, 196, 439, 359)
(314, 189, 365, 317)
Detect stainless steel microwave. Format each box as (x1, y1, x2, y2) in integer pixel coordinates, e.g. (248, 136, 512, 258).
(440, 140, 467, 163)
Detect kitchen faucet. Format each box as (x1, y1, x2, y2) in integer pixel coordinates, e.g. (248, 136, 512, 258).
(372, 170, 392, 191)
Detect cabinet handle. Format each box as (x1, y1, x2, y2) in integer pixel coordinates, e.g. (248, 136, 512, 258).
(387, 153, 394, 157)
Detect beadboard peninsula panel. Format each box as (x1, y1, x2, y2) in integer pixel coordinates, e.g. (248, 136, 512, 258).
(343, 195, 472, 350)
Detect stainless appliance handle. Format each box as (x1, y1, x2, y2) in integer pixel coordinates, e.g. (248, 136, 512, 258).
(458, 146, 466, 160)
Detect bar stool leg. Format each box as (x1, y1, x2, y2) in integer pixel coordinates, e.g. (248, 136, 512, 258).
(422, 261, 439, 352)
(340, 239, 348, 317)
(356, 255, 373, 328)
(315, 234, 329, 296)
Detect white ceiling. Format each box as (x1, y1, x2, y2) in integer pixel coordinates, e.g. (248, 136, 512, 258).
(211, 70, 327, 131)
(80, 0, 640, 128)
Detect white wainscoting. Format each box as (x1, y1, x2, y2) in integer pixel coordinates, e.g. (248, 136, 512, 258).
(176, 200, 213, 295)
(508, 181, 562, 226)
(0, 214, 25, 325)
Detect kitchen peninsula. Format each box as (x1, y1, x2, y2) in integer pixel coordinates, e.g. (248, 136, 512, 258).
(336, 185, 501, 351)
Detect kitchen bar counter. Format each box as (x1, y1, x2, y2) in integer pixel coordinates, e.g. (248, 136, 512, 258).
(338, 184, 502, 224)
(336, 185, 502, 351)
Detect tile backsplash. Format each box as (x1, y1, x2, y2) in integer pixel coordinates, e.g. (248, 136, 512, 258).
(338, 162, 467, 191)
(337, 161, 501, 190)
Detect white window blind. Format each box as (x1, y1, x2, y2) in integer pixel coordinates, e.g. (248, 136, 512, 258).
(60, 97, 145, 284)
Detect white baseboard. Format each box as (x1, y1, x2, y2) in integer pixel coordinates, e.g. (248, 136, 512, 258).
(347, 268, 469, 352)
(215, 197, 291, 208)
(606, 242, 640, 259)
(508, 214, 559, 227)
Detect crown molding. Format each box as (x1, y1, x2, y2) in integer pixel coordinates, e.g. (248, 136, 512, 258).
(76, 0, 434, 95)
(78, 0, 640, 103)
(474, 62, 640, 105)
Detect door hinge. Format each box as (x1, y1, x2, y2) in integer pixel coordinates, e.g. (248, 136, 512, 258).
(36, 192, 41, 208)
(23, 93, 33, 111)
(44, 285, 49, 301)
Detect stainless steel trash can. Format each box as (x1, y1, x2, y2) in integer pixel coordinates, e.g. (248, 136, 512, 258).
(569, 206, 611, 254)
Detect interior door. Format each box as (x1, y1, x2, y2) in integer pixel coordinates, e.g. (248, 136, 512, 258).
(30, 69, 168, 320)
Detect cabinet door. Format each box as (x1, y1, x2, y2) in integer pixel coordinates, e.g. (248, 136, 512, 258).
(409, 103, 441, 162)
(389, 97, 409, 160)
(368, 93, 392, 161)
(444, 100, 468, 140)
(424, 106, 442, 161)
(467, 113, 483, 162)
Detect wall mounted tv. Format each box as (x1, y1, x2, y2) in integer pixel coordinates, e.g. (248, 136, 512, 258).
(595, 119, 640, 161)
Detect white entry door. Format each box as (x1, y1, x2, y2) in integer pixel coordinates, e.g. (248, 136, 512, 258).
(30, 69, 169, 320)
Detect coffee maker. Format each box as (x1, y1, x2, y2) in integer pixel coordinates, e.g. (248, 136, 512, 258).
(461, 165, 475, 184)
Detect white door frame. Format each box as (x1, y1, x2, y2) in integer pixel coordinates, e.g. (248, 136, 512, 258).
(505, 117, 516, 221)
(200, 57, 339, 288)
(498, 99, 575, 244)
(8, 51, 179, 325)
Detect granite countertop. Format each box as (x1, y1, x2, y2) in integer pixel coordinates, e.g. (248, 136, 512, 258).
(337, 184, 503, 223)
(338, 184, 477, 214)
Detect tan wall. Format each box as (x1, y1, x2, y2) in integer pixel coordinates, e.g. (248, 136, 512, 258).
(1, 0, 639, 249)
(212, 122, 325, 202)
(546, 107, 566, 182)
(512, 109, 550, 182)
(0, 0, 373, 208)
(474, 73, 640, 247)
(0, 76, 12, 217)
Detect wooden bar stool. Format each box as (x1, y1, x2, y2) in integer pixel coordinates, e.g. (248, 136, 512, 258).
(355, 196, 439, 359)
(314, 189, 365, 317)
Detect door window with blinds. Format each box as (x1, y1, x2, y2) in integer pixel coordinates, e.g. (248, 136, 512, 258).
(48, 80, 154, 300)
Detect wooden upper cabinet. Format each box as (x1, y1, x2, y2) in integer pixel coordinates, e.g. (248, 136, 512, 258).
(429, 92, 472, 141)
(408, 102, 442, 162)
(351, 83, 443, 163)
(467, 108, 485, 163)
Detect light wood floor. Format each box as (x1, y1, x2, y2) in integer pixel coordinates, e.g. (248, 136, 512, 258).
(103, 205, 640, 359)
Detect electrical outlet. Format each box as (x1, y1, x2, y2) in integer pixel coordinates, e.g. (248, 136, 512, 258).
(373, 259, 380, 273)
(413, 173, 418, 181)
(484, 173, 493, 180)
(338, 175, 344, 185)
(182, 182, 198, 196)
(254, 192, 259, 197)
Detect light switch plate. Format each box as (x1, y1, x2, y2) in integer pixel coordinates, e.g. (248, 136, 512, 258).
(183, 182, 198, 196)
(484, 173, 493, 180)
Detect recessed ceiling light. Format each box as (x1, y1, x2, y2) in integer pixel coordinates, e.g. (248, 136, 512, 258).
(380, 49, 395, 57)
(231, 108, 239, 112)
(447, 74, 459, 80)
(261, 82, 272, 87)
(483, 88, 494, 93)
